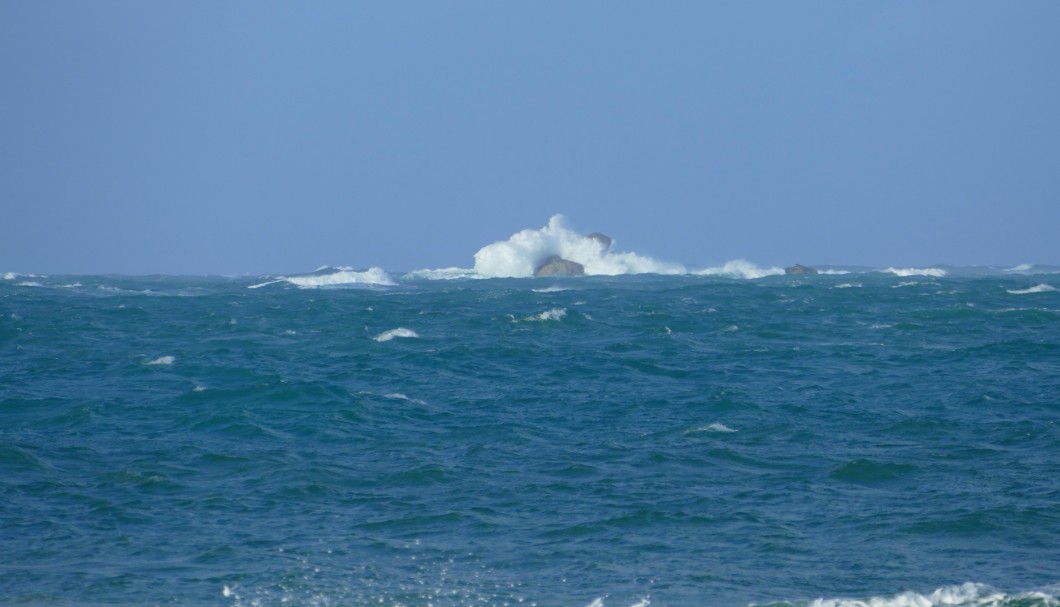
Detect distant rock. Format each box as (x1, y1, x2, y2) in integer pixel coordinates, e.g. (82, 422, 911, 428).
(587, 233, 612, 251)
(534, 255, 585, 277)
(785, 264, 818, 275)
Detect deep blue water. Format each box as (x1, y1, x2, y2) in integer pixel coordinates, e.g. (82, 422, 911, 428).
(2, 272, 1059, 607)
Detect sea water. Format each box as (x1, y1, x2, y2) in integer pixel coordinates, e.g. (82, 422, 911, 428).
(2, 225, 1059, 607)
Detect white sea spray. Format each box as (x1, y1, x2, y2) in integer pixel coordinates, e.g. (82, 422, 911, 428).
(473, 215, 684, 278)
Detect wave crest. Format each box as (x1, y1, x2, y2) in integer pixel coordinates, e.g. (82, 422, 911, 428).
(805, 583, 1057, 607)
(880, 267, 948, 278)
(694, 260, 784, 279)
(1007, 284, 1057, 294)
(373, 328, 419, 342)
(249, 267, 395, 289)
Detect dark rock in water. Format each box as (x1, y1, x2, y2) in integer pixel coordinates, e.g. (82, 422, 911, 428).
(534, 255, 585, 277)
(587, 232, 612, 251)
(785, 264, 818, 275)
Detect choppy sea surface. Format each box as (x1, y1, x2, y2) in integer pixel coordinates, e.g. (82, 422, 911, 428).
(2, 271, 1059, 607)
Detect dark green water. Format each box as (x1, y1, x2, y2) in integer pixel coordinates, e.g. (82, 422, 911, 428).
(2, 272, 1058, 607)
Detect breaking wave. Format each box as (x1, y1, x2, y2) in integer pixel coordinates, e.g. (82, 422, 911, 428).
(1007, 284, 1057, 294)
(694, 260, 784, 279)
(404, 267, 481, 280)
(249, 267, 395, 289)
(757, 582, 1060, 607)
(527, 307, 568, 321)
(880, 267, 948, 278)
(373, 328, 419, 342)
(472, 215, 685, 278)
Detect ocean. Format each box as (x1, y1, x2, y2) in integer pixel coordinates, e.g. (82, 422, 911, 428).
(2, 263, 1058, 607)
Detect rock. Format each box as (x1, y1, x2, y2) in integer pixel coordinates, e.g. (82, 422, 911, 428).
(534, 255, 585, 277)
(785, 264, 818, 275)
(587, 233, 612, 251)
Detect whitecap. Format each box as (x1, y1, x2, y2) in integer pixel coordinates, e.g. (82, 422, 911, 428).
(373, 328, 419, 342)
(1007, 284, 1057, 294)
(247, 279, 284, 289)
(384, 393, 427, 405)
(193, 385, 207, 392)
(688, 422, 737, 434)
(694, 259, 784, 279)
(804, 582, 1056, 607)
(532, 286, 571, 293)
(145, 356, 175, 365)
(1004, 263, 1035, 273)
(473, 215, 685, 278)
(2, 272, 18, 280)
(819, 269, 852, 275)
(404, 267, 481, 280)
(527, 307, 567, 321)
(834, 283, 862, 289)
(16, 281, 44, 287)
(880, 267, 948, 277)
(252, 267, 396, 289)
(287, 267, 395, 288)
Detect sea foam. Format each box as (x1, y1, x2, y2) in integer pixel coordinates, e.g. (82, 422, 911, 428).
(472, 215, 685, 278)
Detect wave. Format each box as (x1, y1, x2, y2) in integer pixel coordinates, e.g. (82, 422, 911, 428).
(1000, 263, 1060, 275)
(384, 392, 427, 404)
(1007, 284, 1057, 294)
(526, 307, 568, 321)
(687, 422, 738, 433)
(145, 355, 175, 365)
(249, 267, 395, 289)
(694, 260, 784, 279)
(472, 215, 685, 278)
(757, 583, 1060, 607)
(403, 267, 481, 280)
(880, 267, 948, 278)
(373, 327, 419, 342)
(584, 598, 650, 607)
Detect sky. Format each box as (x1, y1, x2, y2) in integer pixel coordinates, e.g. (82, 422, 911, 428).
(2, 1, 1058, 275)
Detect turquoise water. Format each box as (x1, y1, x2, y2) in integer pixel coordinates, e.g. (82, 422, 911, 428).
(2, 272, 1059, 607)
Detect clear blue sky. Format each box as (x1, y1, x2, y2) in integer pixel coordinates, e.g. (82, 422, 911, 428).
(2, 2, 1058, 275)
